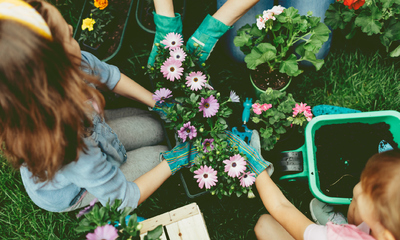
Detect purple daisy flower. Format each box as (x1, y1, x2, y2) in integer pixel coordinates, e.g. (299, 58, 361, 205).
(202, 138, 214, 153)
(161, 32, 183, 50)
(153, 88, 172, 103)
(170, 47, 187, 62)
(199, 95, 219, 118)
(160, 57, 184, 82)
(239, 171, 256, 187)
(186, 71, 207, 91)
(76, 198, 97, 218)
(177, 121, 197, 142)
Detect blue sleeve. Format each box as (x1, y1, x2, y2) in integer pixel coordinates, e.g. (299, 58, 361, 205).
(60, 137, 140, 210)
(80, 51, 121, 90)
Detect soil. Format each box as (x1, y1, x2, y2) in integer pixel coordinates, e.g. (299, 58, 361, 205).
(80, 0, 131, 60)
(315, 122, 397, 198)
(251, 65, 290, 91)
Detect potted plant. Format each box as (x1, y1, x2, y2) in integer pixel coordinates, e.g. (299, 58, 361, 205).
(234, 6, 331, 97)
(74, 0, 135, 62)
(147, 33, 269, 199)
(76, 199, 163, 240)
(250, 88, 313, 152)
(79, 0, 114, 52)
(325, 0, 400, 57)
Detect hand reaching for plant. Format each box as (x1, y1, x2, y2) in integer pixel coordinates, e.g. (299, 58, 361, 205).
(225, 130, 273, 177)
(148, 12, 183, 66)
(162, 142, 198, 175)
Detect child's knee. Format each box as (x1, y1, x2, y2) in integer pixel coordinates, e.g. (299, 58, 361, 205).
(254, 214, 273, 237)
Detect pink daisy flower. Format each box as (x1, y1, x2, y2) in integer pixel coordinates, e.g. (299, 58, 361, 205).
(86, 224, 118, 240)
(223, 154, 247, 178)
(199, 95, 219, 118)
(252, 103, 263, 115)
(186, 71, 207, 91)
(202, 138, 214, 153)
(177, 121, 197, 142)
(260, 103, 272, 111)
(152, 88, 172, 103)
(161, 32, 183, 50)
(170, 47, 187, 62)
(239, 172, 256, 187)
(229, 91, 240, 103)
(194, 165, 218, 189)
(160, 57, 184, 82)
(292, 102, 311, 117)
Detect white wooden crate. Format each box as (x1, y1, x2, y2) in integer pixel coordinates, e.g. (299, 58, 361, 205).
(140, 203, 210, 240)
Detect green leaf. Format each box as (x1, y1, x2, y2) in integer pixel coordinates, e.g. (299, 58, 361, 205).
(244, 43, 277, 70)
(250, 24, 263, 37)
(324, 4, 344, 30)
(260, 127, 273, 139)
(279, 54, 302, 76)
(145, 225, 163, 239)
(390, 45, 400, 57)
(355, 9, 383, 35)
(303, 51, 325, 70)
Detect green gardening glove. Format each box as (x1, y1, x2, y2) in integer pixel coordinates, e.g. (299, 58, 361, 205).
(148, 12, 183, 66)
(162, 142, 198, 175)
(225, 130, 273, 177)
(186, 14, 231, 64)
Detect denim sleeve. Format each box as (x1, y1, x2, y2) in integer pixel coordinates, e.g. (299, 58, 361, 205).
(80, 51, 121, 90)
(60, 137, 140, 210)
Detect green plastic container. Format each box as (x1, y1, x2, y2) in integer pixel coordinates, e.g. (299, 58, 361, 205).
(73, 0, 135, 62)
(279, 110, 400, 205)
(250, 74, 292, 98)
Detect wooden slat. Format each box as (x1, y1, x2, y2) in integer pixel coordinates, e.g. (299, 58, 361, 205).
(140, 203, 200, 234)
(165, 215, 210, 240)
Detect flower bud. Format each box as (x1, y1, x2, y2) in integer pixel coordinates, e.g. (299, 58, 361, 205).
(193, 43, 199, 47)
(199, 128, 204, 133)
(150, 67, 154, 71)
(201, 63, 206, 67)
(211, 191, 215, 195)
(155, 43, 160, 46)
(202, 156, 206, 159)
(216, 151, 220, 155)
(181, 84, 186, 88)
(216, 92, 220, 97)
(248, 190, 255, 199)
(136, 223, 143, 231)
(141, 66, 145, 69)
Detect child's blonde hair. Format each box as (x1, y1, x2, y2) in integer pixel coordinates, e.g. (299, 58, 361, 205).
(0, 0, 105, 182)
(361, 149, 400, 239)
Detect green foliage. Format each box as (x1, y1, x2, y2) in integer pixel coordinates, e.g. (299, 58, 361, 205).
(76, 199, 162, 239)
(325, 0, 400, 57)
(250, 88, 310, 151)
(234, 7, 331, 76)
(78, 2, 114, 47)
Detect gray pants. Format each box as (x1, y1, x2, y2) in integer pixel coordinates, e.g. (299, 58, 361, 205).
(67, 107, 168, 211)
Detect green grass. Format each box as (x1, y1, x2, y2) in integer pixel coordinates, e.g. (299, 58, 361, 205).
(1, 0, 400, 239)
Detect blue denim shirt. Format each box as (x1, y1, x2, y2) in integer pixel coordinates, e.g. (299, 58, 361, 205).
(20, 51, 141, 212)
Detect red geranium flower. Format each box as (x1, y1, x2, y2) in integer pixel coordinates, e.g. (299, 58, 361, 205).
(340, 0, 365, 10)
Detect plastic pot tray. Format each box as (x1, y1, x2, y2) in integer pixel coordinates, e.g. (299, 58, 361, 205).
(278, 110, 400, 205)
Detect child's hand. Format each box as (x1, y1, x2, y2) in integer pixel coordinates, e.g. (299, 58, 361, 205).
(162, 142, 198, 175)
(148, 13, 183, 66)
(151, 100, 175, 123)
(225, 130, 272, 177)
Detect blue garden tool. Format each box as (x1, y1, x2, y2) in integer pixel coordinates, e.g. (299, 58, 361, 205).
(232, 98, 253, 144)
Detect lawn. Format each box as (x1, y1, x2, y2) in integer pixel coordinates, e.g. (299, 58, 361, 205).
(1, 0, 400, 239)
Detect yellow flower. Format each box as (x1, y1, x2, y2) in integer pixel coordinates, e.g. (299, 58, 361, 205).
(94, 0, 108, 10)
(82, 18, 96, 31)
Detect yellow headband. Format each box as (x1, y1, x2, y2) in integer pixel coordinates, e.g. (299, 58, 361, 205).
(0, 0, 52, 40)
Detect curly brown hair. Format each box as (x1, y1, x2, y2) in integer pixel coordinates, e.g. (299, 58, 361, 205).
(361, 149, 400, 240)
(0, 0, 105, 182)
